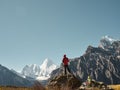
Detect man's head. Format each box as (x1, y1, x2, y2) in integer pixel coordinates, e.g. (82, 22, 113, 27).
(64, 54, 66, 57)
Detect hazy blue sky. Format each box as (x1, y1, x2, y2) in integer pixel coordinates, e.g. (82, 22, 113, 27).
(0, 0, 120, 71)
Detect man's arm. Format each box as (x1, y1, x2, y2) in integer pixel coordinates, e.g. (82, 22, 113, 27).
(62, 58, 64, 63)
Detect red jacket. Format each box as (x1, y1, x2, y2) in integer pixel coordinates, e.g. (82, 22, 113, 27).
(63, 57, 69, 65)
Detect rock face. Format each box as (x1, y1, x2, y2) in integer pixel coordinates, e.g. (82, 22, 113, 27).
(51, 36, 120, 85)
(47, 74, 82, 90)
(0, 64, 33, 87)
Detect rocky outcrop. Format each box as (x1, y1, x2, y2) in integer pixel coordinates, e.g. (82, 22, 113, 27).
(47, 74, 82, 90)
(51, 37, 120, 85)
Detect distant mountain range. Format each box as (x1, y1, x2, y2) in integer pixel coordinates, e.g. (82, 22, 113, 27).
(0, 64, 33, 87)
(51, 36, 120, 85)
(0, 58, 58, 86)
(21, 58, 58, 81)
(0, 35, 120, 86)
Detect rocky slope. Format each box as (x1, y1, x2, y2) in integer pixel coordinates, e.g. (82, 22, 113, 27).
(51, 36, 120, 85)
(0, 64, 33, 87)
(47, 74, 82, 90)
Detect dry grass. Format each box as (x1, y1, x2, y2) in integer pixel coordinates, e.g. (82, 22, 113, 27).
(32, 81, 45, 90)
(0, 86, 45, 90)
(0, 84, 120, 90)
(0, 82, 45, 90)
(0, 86, 32, 90)
(108, 85, 120, 90)
(0, 87, 101, 90)
(46, 85, 72, 90)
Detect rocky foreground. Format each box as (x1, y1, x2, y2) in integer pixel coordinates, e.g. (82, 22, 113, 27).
(47, 74, 81, 90)
(47, 74, 115, 90)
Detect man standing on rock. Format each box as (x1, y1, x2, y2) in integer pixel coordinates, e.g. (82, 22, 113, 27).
(62, 54, 71, 75)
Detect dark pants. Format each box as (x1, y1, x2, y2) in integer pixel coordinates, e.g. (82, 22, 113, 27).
(64, 65, 71, 75)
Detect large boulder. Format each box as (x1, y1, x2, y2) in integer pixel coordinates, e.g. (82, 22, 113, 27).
(47, 74, 82, 90)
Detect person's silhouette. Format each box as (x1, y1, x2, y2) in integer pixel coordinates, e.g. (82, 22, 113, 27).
(62, 54, 71, 75)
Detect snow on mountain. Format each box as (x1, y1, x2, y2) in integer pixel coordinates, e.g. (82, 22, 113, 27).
(99, 35, 116, 50)
(21, 58, 58, 81)
(22, 64, 40, 78)
(0, 64, 33, 87)
(39, 58, 57, 76)
(11, 69, 26, 78)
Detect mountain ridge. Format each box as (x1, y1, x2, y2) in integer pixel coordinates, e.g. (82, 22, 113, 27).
(0, 64, 33, 87)
(50, 36, 120, 85)
(21, 58, 58, 81)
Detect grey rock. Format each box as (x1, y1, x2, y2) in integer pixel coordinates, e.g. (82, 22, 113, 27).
(51, 40, 120, 85)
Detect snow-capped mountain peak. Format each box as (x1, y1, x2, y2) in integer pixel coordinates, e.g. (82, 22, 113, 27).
(21, 58, 58, 81)
(102, 35, 115, 43)
(40, 58, 54, 69)
(21, 64, 40, 78)
(39, 58, 57, 77)
(99, 35, 116, 49)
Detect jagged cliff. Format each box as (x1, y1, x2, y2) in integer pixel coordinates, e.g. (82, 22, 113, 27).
(51, 36, 120, 85)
